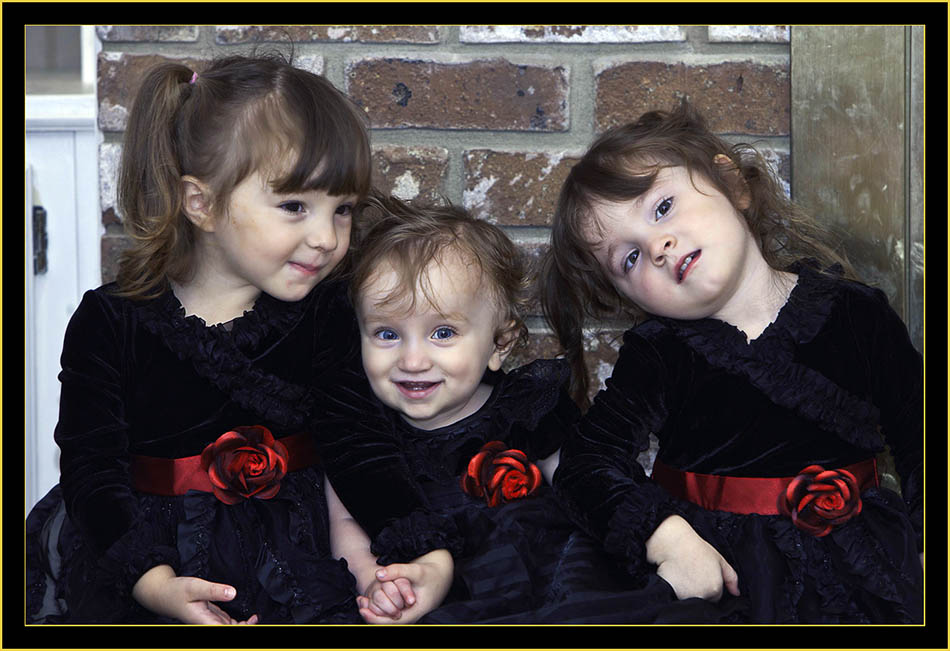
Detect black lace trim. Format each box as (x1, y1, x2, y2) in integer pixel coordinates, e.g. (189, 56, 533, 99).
(397, 359, 571, 479)
(135, 288, 315, 429)
(655, 262, 883, 451)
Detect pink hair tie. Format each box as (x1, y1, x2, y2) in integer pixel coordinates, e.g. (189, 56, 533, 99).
(189, 71, 198, 84)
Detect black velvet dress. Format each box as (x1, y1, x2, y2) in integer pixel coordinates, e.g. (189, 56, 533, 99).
(25, 278, 454, 624)
(384, 359, 687, 624)
(554, 262, 924, 623)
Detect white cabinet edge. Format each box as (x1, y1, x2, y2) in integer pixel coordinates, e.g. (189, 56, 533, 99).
(26, 94, 96, 131)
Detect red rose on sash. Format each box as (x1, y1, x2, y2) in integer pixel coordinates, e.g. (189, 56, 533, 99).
(461, 441, 542, 507)
(778, 465, 863, 536)
(200, 426, 289, 504)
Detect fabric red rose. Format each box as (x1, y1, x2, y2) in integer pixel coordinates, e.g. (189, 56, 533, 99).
(778, 464, 863, 537)
(200, 425, 289, 504)
(460, 440, 542, 507)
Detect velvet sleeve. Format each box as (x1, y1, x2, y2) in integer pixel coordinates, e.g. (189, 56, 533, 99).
(553, 326, 687, 577)
(309, 285, 462, 563)
(856, 288, 924, 549)
(53, 290, 179, 586)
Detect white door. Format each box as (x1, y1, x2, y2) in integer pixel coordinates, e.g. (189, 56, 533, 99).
(25, 95, 101, 513)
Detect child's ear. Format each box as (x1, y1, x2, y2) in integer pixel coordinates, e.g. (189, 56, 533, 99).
(713, 154, 751, 211)
(181, 175, 216, 232)
(488, 319, 520, 372)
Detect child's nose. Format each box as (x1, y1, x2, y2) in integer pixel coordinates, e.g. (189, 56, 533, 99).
(306, 214, 339, 251)
(649, 234, 676, 264)
(398, 341, 432, 372)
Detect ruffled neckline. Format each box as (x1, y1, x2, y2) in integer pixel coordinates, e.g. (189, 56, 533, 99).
(651, 261, 883, 451)
(395, 358, 571, 479)
(135, 286, 317, 429)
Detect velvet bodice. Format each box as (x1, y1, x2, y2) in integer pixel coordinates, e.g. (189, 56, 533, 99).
(53, 279, 449, 560)
(554, 262, 924, 564)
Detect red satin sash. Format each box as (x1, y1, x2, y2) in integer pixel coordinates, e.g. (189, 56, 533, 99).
(129, 432, 319, 496)
(650, 457, 878, 515)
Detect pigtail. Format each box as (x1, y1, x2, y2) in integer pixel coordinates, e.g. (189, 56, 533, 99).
(539, 249, 592, 410)
(114, 63, 197, 299)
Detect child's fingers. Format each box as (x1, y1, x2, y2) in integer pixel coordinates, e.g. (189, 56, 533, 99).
(393, 577, 416, 606)
(359, 606, 401, 625)
(357, 594, 388, 618)
(184, 601, 235, 625)
(375, 562, 421, 584)
(370, 589, 402, 618)
(380, 580, 406, 610)
(184, 577, 237, 604)
(719, 558, 740, 596)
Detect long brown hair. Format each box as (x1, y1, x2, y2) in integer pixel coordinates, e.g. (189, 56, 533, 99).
(114, 52, 372, 299)
(541, 101, 855, 408)
(349, 194, 531, 350)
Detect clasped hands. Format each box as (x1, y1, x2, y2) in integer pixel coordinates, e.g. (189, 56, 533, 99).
(356, 548, 454, 623)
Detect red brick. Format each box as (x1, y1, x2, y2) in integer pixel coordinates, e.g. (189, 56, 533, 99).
(506, 327, 627, 403)
(372, 145, 449, 203)
(97, 52, 323, 132)
(463, 150, 581, 226)
(347, 57, 569, 131)
(216, 25, 440, 44)
(596, 60, 790, 135)
(97, 53, 210, 132)
(505, 332, 564, 371)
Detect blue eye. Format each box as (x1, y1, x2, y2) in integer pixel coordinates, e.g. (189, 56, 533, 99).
(432, 327, 456, 341)
(654, 197, 673, 221)
(623, 250, 640, 273)
(374, 328, 399, 341)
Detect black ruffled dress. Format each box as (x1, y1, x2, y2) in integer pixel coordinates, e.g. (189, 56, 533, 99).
(384, 359, 685, 624)
(25, 279, 452, 624)
(554, 262, 924, 623)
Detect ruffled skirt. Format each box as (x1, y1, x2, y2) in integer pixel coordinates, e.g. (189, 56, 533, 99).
(678, 486, 923, 623)
(26, 467, 362, 624)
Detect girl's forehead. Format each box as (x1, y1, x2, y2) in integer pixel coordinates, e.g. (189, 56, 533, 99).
(360, 253, 500, 319)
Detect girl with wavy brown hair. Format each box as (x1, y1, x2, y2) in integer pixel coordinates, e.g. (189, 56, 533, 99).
(26, 53, 456, 625)
(541, 102, 922, 623)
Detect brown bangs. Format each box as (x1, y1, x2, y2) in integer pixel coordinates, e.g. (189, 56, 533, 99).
(269, 69, 371, 199)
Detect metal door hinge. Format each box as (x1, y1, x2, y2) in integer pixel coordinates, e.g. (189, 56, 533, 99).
(33, 205, 47, 274)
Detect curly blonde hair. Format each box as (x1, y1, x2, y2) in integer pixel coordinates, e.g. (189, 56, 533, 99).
(350, 194, 531, 350)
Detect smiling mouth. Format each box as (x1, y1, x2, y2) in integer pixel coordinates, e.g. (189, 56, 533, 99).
(677, 250, 701, 283)
(395, 381, 441, 399)
(290, 261, 322, 275)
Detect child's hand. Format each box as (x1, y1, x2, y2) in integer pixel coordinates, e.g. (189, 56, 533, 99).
(357, 549, 453, 624)
(357, 576, 416, 621)
(132, 564, 259, 625)
(645, 515, 740, 602)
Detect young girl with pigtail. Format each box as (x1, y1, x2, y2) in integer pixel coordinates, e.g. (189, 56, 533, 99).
(542, 101, 923, 623)
(26, 53, 455, 625)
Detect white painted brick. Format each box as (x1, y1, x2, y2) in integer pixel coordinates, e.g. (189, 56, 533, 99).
(460, 25, 686, 43)
(708, 26, 789, 43)
(97, 26, 199, 42)
(99, 142, 121, 218)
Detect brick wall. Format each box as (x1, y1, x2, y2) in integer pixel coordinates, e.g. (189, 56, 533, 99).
(96, 25, 791, 399)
